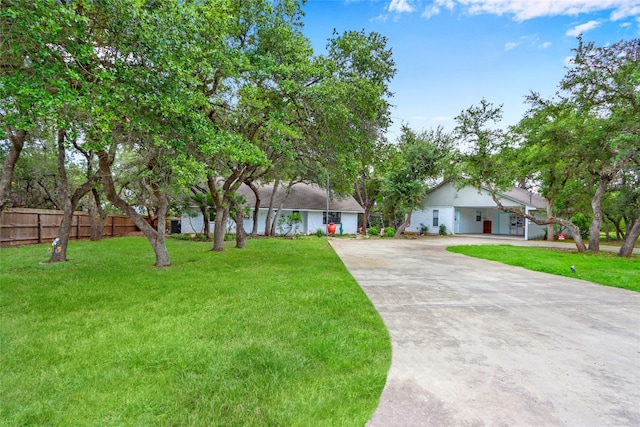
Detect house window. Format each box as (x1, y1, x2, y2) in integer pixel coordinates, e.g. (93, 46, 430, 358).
(476, 210, 482, 222)
(432, 210, 439, 227)
(323, 211, 341, 224)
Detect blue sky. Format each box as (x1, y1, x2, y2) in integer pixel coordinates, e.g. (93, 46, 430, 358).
(300, 0, 640, 140)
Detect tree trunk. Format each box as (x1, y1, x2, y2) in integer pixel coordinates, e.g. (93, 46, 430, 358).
(0, 128, 26, 213)
(614, 218, 625, 240)
(618, 217, 640, 257)
(546, 198, 555, 241)
(48, 201, 73, 263)
(207, 175, 229, 251)
(264, 178, 279, 236)
(212, 206, 228, 251)
(394, 211, 412, 238)
(234, 200, 247, 249)
(567, 222, 587, 252)
(245, 180, 261, 237)
(198, 205, 210, 239)
(48, 129, 71, 262)
(588, 175, 611, 252)
(88, 188, 106, 241)
(152, 187, 170, 266)
(361, 198, 376, 233)
(603, 222, 611, 241)
(269, 180, 296, 236)
(98, 149, 171, 267)
(49, 129, 97, 262)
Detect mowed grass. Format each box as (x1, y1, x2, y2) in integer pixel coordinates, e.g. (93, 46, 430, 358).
(447, 244, 639, 292)
(0, 237, 390, 426)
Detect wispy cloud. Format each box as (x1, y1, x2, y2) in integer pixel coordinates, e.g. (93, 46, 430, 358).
(610, 3, 640, 20)
(504, 36, 552, 51)
(412, 0, 640, 22)
(566, 20, 601, 36)
(420, 0, 455, 18)
(504, 41, 521, 51)
(388, 0, 415, 14)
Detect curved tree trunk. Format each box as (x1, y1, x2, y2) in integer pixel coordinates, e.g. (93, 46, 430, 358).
(618, 217, 640, 258)
(361, 199, 376, 233)
(588, 175, 611, 252)
(98, 149, 171, 267)
(245, 180, 260, 237)
(88, 188, 106, 241)
(202, 206, 210, 240)
(394, 211, 411, 238)
(490, 193, 587, 252)
(0, 128, 26, 213)
(264, 178, 279, 236)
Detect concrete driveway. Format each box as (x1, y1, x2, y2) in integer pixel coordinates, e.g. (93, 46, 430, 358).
(329, 236, 640, 426)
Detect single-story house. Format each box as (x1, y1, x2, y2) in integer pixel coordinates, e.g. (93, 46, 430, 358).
(410, 180, 547, 240)
(180, 181, 364, 235)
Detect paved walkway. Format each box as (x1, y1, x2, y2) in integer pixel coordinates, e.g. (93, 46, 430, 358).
(329, 236, 640, 426)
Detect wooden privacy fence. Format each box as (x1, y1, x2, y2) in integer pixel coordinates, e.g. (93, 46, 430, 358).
(0, 208, 139, 247)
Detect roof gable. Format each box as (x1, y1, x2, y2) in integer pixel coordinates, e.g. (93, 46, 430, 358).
(426, 179, 546, 209)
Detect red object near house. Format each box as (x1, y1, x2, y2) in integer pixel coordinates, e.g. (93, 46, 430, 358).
(483, 220, 492, 234)
(327, 222, 336, 234)
(558, 233, 566, 240)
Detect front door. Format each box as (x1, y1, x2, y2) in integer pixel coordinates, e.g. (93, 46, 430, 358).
(455, 210, 461, 233)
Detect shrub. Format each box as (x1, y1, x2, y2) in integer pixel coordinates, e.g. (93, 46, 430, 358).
(439, 224, 447, 235)
(315, 228, 325, 237)
(419, 223, 428, 235)
(367, 226, 380, 236)
(383, 227, 395, 237)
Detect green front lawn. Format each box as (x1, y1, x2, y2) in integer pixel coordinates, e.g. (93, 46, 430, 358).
(0, 237, 390, 426)
(447, 244, 639, 292)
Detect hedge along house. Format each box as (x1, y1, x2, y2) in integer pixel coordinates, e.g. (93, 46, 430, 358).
(410, 180, 548, 240)
(180, 182, 364, 236)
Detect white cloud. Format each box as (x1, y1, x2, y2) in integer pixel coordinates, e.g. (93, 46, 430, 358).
(504, 41, 520, 51)
(388, 0, 414, 13)
(422, 4, 441, 19)
(421, 0, 456, 19)
(566, 20, 601, 36)
(416, 0, 640, 22)
(504, 36, 551, 51)
(372, 14, 390, 22)
(610, 3, 640, 20)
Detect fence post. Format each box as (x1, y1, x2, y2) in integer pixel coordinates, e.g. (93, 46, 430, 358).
(38, 213, 42, 244)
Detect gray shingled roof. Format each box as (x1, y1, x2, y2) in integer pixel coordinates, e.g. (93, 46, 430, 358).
(236, 182, 364, 212)
(502, 187, 547, 209)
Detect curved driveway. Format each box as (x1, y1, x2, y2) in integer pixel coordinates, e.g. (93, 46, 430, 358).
(330, 236, 640, 426)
